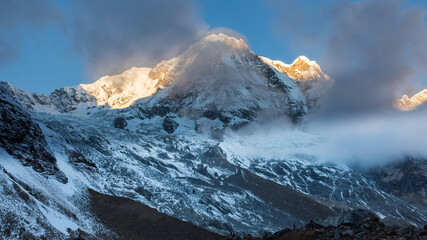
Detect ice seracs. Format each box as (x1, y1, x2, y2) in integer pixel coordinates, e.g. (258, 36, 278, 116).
(395, 89, 427, 111)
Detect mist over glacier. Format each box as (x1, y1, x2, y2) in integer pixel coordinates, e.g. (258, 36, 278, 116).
(223, 108, 427, 168)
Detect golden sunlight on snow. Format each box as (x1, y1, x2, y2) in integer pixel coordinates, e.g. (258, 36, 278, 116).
(395, 89, 427, 111)
(260, 56, 331, 82)
(80, 67, 160, 109)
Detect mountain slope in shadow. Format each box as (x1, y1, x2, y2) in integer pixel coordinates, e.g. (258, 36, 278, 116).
(89, 189, 226, 240)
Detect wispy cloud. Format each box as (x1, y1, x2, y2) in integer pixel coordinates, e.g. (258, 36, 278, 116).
(71, 0, 207, 80)
(225, 107, 427, 168)
(271, 0, 427, 115)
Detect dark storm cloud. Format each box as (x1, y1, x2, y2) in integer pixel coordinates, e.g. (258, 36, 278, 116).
(0, 0, 63, 65)
(271, 0, 427, 115)
(72, 0, 206, 80)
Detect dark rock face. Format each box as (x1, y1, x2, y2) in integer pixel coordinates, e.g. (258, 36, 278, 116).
(67, 150, 98, 173)
(0, 92, 67, 183)
(113, 117, 128, 129)
(340, 209, 377, 225)
(163, 115, 179, 134)
(368, 158, 427, 207)
(89, 189, 225, 240)
(313, 209, 378, 227)
(138, 104, 172, 118)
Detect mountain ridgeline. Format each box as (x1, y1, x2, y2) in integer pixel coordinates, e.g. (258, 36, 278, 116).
(3, 34, 331, 124)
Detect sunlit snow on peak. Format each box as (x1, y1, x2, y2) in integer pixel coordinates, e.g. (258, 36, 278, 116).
(80, 67, 158, 109)
(395, 89, 427, 111)
(199, 33, 249, 50)
(260, 56, 331, 82)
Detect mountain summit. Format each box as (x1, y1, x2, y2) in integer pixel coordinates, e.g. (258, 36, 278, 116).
(395, 89, 427, 111)
(143, 33, 308, 122)
(261, 56, 332, 109)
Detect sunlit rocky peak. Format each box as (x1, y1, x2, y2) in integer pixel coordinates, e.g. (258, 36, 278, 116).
(260, 56, 332, 109)
(395, 89, 427, 111)
(260, 56, 330, 82)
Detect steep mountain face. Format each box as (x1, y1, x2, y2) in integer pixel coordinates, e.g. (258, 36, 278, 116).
(261, 56, 332, 109)
(395, 89, 427, 111)
(142, 34, 307, 123)
(367, 158, 427, 207)
(0, 34, 426, 239)
(0, 83, 66, 183)
(89, 189, 225, 240)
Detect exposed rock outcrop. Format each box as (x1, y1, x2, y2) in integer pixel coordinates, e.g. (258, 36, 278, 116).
(113, 117, 128, 129)
(0, 86, 67, 183)
(163, 114, 179, 134)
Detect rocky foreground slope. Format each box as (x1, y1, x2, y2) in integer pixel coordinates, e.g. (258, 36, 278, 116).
(240, 209, 427, 240)
(0, 34, 426, 239)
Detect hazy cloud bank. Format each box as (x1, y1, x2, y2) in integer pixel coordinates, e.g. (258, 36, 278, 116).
(72, 0, 207, 79)
(271, 0, 427, 115)
(225, 107, 427, 168)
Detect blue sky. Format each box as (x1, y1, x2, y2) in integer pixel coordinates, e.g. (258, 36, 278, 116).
(198, 0, 296, 62)
(1, 0, 427, 94)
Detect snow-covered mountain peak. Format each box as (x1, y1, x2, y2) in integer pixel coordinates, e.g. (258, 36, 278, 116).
(80, 67, 157, 109)
(260, 56, 330, 82)
(260, 56, 332, 109)
(143, 33, 307, 121)
(197, 33, 249, 50)
(147, 33, 252, 90)
(395, 89, 427, 111)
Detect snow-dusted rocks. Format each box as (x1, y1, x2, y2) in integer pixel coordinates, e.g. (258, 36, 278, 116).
(0, 84, 67, 183)
(261, 56, 332, 109)
(113, 117, 128, 129)
(0, 81, 97, 114)
(163, 114, 179, 134)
